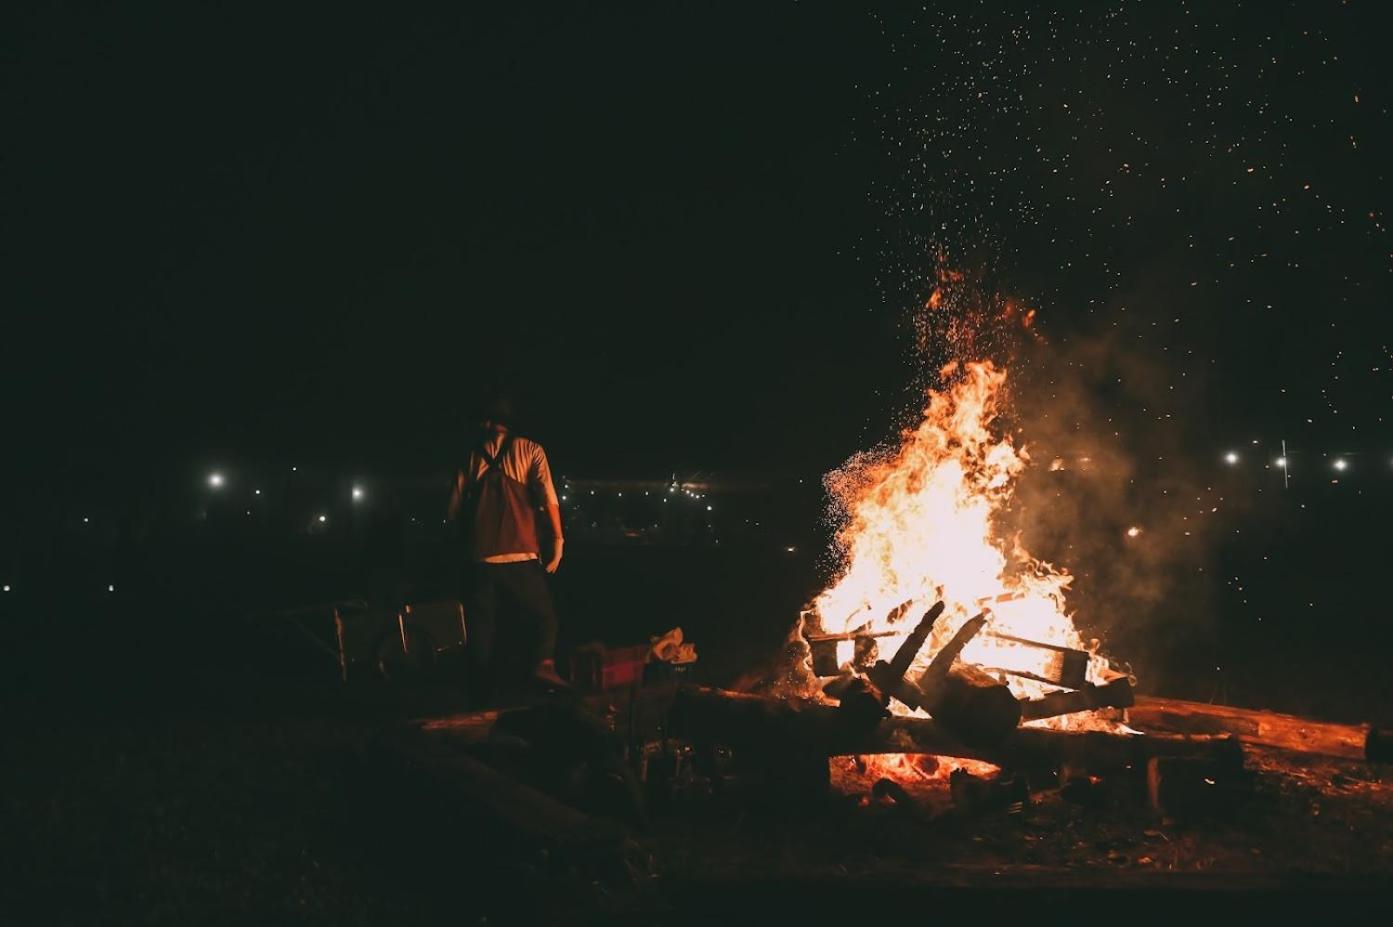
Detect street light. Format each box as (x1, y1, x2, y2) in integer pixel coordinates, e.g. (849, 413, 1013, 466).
(1333, 458, 1348, 472)
(352, 486, 364, 501)
(208, 472, 225, 488)
(1223, 451, 1239, 465)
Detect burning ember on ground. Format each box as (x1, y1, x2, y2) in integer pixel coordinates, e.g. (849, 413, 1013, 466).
(792, 358, 1128, 739)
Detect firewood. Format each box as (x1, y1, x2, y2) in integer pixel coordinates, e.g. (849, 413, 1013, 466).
(926, 664, 1021, 747)
(1128, 696, 1384, 763)
(981, 630, 1091, 689)
(917, 610, 989, 701)
(1020, 678, 1135, 721)
(886, 601, 946, 679)
(667, 687, 1242, 774)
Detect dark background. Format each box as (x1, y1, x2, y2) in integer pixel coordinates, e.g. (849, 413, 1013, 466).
(3, 2, 1392, 715)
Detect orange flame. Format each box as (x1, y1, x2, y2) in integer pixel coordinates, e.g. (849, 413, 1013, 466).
(804, 360, 1116, 728)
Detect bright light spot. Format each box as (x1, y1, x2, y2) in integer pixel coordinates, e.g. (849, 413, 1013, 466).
(785, 546, 796, 553)
(254, 489, 262, 495)
(561, 495, 567, 502)
(1275, 457, 1287, 468)
(352, 486, 364, 501)
(291, 466, 297, 472)
(1223, 452, 1239, 465)
(83, 517, 90, 524)
(208, 472, 225, 488)
(1332, 458, 1348, 471)
(706, 505, 713, 511)
(1126, 526, 1141, 538)
(107, 584, 115, 592)
(2, 585, 9, 592)
(317, 514, 327, 523)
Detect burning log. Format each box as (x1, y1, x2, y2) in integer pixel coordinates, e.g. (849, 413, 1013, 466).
(1019, 678, 1135, 722)
(981, 630, 1092, 690)
(668, 687, 1241, 774)
(1127, 696, 1389, 763)
(927, 664, 1022, 747)
(863, 601, 944, 713)
(916, 610, 988, 701)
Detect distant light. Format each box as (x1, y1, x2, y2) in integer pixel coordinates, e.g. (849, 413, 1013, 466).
(1275, 457, 1287, 468)
(1333, 458, 1348, 472)
(208, 472, 225, 488)
(1126, 526, 1141, 538)
(1223, 452, 1239, 465)
(107, 584, 115, 592)
(317, 514, 327, 523)
(291, 466, 297, 472)
(2, 585, 9, 593)
(561, 495, 567, 502)
(706, 505, 713, 511)
(254, 489, 262, 495)
(352, 486, 364, 501)
(83, 516, 90, 524)
(785, 546, 796, 553)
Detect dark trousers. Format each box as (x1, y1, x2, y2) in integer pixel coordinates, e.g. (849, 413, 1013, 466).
(461, 559, 558, 705)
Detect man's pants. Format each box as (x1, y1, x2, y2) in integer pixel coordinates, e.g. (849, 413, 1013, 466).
(461, 560, 558, 706)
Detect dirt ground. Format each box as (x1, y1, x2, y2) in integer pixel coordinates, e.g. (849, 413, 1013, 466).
(9, 682, 1390, 926)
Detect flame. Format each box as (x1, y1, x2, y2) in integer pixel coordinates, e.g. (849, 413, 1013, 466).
(803, 359, 1117, 728)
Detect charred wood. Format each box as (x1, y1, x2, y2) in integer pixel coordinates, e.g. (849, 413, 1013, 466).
(668, 687, 1242, 774)
(1020, 678, 1135, 721)
(1128, 696, 1383, 763)
(927, 664, 1022, 747)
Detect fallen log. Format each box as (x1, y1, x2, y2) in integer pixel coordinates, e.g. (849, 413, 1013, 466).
(1020, 678, 1135, 721)
(1128, 695, 1386, 763)
(668, 687, 1241, 773)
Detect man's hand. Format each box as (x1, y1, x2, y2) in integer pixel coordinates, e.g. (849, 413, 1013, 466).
(544, 539, 564, 574)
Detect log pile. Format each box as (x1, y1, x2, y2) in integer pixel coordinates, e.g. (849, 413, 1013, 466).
(810, 600, 1126, 746)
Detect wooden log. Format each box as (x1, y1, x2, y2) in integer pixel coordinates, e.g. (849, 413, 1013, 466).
(668, 687, 1240, 773)
(886, 601, 946, 679)
(917, 610, 988, 701)
(981, 630, 1091, 690)
(1020, 678, 1135, 721)
(861, 601, 945, 713)
(1128, 695, 1381, 762)
(928, 664, 1021, 747)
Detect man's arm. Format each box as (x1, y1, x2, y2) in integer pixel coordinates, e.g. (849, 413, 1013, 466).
(446, 469, 466, 520)
(531, 445, 564, 573)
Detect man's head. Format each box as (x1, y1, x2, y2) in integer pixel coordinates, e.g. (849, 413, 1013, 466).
(477, 395, 515, 435)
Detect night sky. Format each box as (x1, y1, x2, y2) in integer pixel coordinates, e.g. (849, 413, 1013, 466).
(8, 2, 1391, 495)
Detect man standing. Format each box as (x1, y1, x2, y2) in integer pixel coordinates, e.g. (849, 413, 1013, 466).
(448, 398, 567, 704)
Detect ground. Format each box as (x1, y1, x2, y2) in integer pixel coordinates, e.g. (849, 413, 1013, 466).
(6, 676, 1392, 926)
